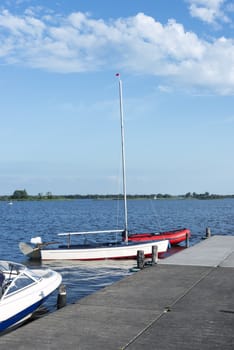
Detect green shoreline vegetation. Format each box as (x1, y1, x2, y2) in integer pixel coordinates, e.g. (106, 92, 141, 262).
(1, 189, 234, 201)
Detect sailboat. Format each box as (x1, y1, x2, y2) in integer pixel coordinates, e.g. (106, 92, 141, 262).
(19, 75, 169, 261)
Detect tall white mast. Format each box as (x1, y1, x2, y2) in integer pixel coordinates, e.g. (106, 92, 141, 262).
(117, 74, 128, 242)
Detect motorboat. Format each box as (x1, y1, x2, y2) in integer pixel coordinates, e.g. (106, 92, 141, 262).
(0, 260, 62, 333)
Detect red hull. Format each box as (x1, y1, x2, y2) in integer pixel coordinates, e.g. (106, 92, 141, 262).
(127, 228, 191, 245)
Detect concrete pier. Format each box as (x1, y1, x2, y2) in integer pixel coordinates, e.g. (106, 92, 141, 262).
(1, 235, 234, 349)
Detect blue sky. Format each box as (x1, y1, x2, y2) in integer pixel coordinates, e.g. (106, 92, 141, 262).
(0, 0, 233, 195)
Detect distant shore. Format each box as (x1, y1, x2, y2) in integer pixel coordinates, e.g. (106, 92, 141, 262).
(1, 192, 234, 201)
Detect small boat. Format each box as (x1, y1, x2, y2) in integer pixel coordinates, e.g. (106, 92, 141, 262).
(19, 234, 169, 261)
(126, 228, 191, 245)
(19, 75, 170, 261)
(0, 260, 62, 333)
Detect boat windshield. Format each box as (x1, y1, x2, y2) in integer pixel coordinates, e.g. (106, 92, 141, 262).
(0, 261, 41, 298)
(0, 261, 24, 274)
(4, 272, 37, 297)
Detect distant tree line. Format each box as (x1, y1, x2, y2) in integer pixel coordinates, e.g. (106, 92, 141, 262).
(0, 190, 234, 201)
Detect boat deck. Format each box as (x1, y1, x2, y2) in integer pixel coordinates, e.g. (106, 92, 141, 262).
(1, 235, 234, 349)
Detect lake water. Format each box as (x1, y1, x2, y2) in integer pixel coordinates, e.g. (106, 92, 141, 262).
(1, 198, 234, 315)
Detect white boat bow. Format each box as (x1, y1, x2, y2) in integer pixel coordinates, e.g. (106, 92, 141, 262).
(0, 260, 62, 333)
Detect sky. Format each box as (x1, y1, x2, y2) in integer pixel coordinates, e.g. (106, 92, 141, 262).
(0, 0, 234, 196)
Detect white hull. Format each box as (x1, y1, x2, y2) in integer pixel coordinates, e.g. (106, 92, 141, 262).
(0, 261, 62, 332)
(41, 240, 169, 261)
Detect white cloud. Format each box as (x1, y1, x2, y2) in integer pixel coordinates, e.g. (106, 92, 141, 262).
(188, 0, 229, 24)
(0, 9, 233, 94)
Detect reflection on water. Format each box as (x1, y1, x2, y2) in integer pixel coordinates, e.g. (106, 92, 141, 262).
(25, 258, 135, 314)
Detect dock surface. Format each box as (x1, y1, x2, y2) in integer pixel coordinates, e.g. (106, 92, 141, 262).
(1, 235, 234, 349)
